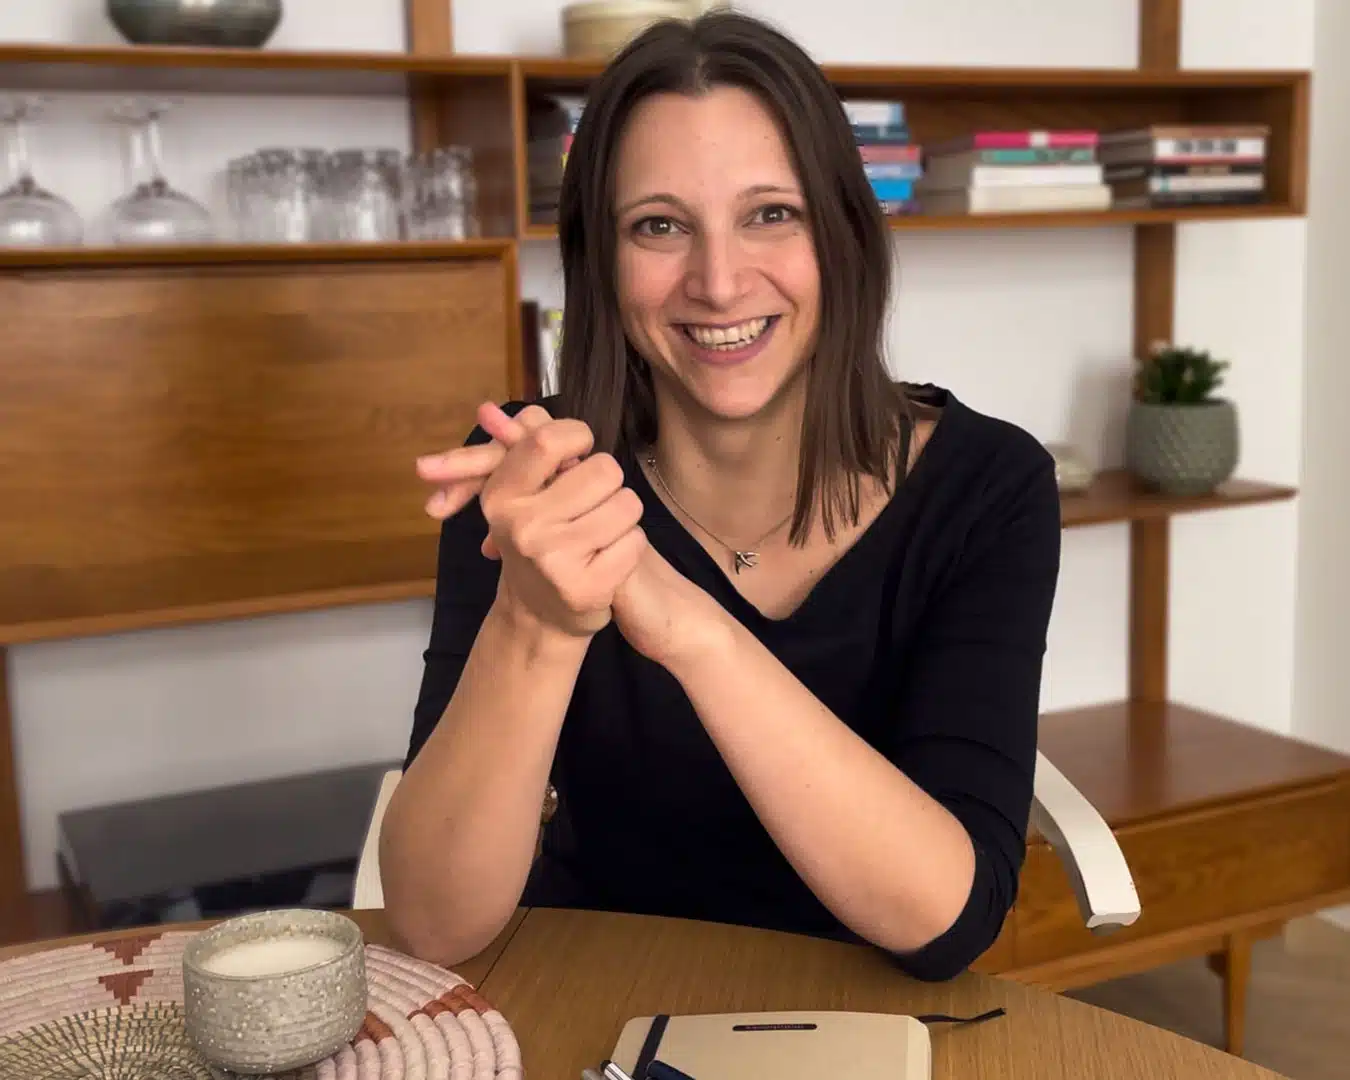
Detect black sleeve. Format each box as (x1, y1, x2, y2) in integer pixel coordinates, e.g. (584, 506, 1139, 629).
(403, 403, 534, 770)
(881, 444, 1062, 981)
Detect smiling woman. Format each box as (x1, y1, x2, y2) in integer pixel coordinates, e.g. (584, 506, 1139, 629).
(380, 10, 1062, 985)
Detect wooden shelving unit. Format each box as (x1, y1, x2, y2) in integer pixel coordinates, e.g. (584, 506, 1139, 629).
(1060, 471, 1295, 529)
(0, 0, 1346, 1063)
(0, 238, 513, 269)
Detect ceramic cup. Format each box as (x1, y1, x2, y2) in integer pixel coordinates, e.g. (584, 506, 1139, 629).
(182, 908, 368, 1076)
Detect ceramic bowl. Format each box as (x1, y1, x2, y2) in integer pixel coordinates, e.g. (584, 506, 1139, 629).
(182, 908, 368, 1076)
(107, 0, 283, 48)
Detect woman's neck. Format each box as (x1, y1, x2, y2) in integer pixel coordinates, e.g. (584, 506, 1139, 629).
(648, 384, 804, 548)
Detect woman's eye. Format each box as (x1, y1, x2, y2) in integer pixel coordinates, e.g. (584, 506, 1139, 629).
(753, 204, 800, 226)
(633, 216, 680, 238)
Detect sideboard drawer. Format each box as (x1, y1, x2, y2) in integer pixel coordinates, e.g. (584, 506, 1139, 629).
(1011, 781, 1350, 968)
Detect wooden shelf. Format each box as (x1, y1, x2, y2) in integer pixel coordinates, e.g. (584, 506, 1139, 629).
(517, 56, 1309, 232)
(0, 469, 1294, 646)
(0, 566, 436, 646)
(0, 239, 513, 269)
(1036, 700, 1350, 833)
(888, 204, 1300, 230)
(517, 56, 1308, 92)
(524, 203, 1301, 239)
(0, 42, 513, 95)
(0, 532, 440, 646)
(0, 45, 1305, 94)
(1061, 469, 1295, 528)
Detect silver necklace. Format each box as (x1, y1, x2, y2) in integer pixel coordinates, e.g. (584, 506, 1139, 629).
(644, 453, 793, 574)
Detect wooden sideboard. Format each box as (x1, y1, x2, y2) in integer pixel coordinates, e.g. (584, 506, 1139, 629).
(974, 701, 1350, 1058)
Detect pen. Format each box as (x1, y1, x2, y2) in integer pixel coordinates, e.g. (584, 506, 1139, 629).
(601, 1061, 634, 1080)
(647, 1062, 698, 1080)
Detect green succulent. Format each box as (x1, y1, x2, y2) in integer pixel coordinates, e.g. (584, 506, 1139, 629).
(1135, 341, 1230, 405)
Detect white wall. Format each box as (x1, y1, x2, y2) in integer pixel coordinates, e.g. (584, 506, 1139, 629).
(1, 0, 1312, 891)
(1296, 0, 1350, 930)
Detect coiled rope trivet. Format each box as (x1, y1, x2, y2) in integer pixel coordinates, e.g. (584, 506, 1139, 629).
(0, 927, 523, 1079)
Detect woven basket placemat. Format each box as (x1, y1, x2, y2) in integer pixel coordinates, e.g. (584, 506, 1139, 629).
(0, 926, 523, 1079)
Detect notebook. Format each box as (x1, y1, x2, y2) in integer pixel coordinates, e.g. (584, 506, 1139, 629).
(608, 1010, 931, 1080)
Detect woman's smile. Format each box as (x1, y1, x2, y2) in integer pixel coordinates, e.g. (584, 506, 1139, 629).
(676, 315, 781, 366)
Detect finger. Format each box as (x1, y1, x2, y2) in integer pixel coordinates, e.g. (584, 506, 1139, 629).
(417, 442, 507, 484)
(558, 486, 645, 555)
(476, 403, 555, 546)
(477, 403, 581, 486)
(490, 418, 597, 498)
(422, 405, 556, 520)
(478, 401, 551, 448)
(585, 526, 648, 590)
(532, 452, 627, 523)
(427, 478, 487, 520)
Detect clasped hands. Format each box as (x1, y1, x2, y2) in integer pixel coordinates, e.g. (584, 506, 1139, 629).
(416, 402, 729, 668)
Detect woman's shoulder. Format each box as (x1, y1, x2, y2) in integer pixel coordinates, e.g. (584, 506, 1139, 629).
(900, 384, 1059, 541)
(905, 383, 1055, 481)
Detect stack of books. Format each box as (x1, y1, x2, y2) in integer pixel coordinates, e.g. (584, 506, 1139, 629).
(1099, 124, 1268, 208)
(844, 100, 922, 215)
(526, 94, 586, 226)
(915, 130, 1109, 214)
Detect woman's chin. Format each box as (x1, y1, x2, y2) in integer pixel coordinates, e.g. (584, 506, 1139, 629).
(682, 376, 794, 423)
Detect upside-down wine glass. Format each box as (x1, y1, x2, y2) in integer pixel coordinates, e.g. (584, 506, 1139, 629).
(107, 99, 215, 245)
(0, 96, 83, 247)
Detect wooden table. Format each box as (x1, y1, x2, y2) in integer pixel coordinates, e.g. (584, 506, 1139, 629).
(0, 906, 1287, 1079)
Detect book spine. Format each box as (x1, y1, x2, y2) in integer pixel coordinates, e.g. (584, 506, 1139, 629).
(864, 162, 923, 181)
(869, 178, 916, 201)
(938, 146, 1098, 165)
(843, 100, 906, 128)
(858, 144, 922, 165)
(1104, 162, 1265, 180)
(969, 130, 1099, 149)
(922, 163, 1105, 189)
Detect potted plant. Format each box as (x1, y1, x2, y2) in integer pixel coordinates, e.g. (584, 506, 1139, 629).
(1125, 341, 1238, 496)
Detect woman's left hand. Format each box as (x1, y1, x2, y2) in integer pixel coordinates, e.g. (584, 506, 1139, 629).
(420, 400, 730, 669)
(610, 542, 731, 670)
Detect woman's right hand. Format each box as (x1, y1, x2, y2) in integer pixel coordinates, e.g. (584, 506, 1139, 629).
(472, 405, 647, 641)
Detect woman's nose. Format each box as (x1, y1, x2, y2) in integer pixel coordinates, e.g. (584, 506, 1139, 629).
(684, 228, 747, 310)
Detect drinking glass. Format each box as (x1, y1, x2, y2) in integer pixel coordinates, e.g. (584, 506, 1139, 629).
(405, 146, 480, 240)
(328, 148, 403, 242)
(0, 96, 83, 247)
(228, 148, 330, 242)
(107, 99, 215, 245)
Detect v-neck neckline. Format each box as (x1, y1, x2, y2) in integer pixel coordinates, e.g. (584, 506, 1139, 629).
(625, 386, 961, 629)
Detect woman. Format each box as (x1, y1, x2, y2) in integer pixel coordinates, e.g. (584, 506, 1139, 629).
(380, 10, 1061, 983)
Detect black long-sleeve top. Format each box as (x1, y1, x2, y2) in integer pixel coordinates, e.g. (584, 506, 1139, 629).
(404, 384, 1062, 981)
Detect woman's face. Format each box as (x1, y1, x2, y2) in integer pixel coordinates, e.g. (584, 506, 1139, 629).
(613, 85, 821, 425)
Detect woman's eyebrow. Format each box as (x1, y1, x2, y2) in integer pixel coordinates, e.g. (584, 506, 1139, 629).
(616, 183, 802, 217)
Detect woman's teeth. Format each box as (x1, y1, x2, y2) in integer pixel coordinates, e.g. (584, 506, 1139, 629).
(684, 317, 772, 350)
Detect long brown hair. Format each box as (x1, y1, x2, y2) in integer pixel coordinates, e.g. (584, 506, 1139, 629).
(555, 9, 908, 542)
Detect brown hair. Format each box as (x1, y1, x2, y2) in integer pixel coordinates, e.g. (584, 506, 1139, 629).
(555, 9, 908, 542)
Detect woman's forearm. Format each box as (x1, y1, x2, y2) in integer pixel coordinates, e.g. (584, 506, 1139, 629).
(666, 616, 976, 954)
(379, 598, 589, 965)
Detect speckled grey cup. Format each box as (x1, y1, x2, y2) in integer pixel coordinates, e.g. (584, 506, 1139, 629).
(182, 908, 368, 1076)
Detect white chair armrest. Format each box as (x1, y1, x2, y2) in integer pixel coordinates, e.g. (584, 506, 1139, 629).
(352, 769, 403, 910)
(1031, 750, 1141, 933)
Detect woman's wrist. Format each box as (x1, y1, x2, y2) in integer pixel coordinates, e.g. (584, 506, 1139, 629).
(485, 591, 596, 670)
(660, 601, 739, 683)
